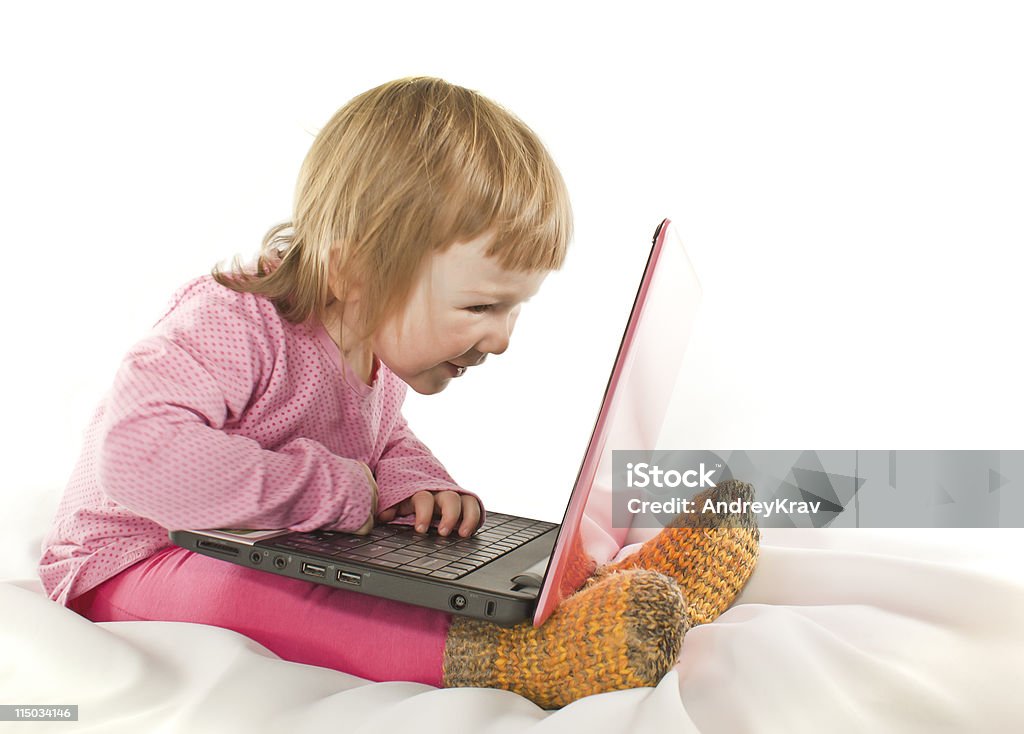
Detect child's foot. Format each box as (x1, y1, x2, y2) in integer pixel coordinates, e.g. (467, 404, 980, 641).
(600, 479, 760, 626)
(442, 568, 688, 709)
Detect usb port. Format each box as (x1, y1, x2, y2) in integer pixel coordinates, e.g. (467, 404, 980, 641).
(301, 562, 326, 578)
(337, 571, 362, 586)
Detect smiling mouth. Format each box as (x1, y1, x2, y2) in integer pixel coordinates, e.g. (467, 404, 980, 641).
(452, 356, 486, 368)
(445, 362, 468, 377)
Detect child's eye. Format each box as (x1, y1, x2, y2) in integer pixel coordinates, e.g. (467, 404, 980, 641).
(465, 304, 494, 314)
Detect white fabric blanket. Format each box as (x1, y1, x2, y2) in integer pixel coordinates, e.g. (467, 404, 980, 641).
(3, 528, 1022, 733)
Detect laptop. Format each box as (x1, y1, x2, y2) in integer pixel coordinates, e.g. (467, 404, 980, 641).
(170, 218, 702, 627)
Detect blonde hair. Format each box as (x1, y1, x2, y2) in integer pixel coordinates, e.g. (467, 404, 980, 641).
(213, 76, 573, 349)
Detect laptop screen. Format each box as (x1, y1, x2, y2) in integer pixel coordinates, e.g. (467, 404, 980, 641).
(533, 218, 703, 625)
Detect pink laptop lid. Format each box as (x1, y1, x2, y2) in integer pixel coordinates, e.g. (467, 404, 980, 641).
(532, 218, 703, 625)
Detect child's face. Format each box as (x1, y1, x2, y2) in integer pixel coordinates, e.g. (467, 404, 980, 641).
(372, 231, 548, 395)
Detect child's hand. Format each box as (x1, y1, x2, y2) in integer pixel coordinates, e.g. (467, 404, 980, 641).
(353, 464, 379, 536)
(377, 490, 482, 537)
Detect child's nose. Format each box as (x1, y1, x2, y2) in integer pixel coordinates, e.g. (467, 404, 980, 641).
(482, 311, 517, 355)
(485, 329, 510, 356)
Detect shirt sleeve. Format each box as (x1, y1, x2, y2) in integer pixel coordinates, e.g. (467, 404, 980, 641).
(97, 283, 376, 534)
(372, 414, 486, 526)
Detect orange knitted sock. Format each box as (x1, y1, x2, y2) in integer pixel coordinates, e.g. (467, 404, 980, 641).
(442, 568, 688, 709)
(601, 479, 760, 626)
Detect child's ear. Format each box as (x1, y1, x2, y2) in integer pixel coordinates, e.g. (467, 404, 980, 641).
(343, 282, 363, 303)
(327, 253, 363, 304)
(328, 284, 364, 311)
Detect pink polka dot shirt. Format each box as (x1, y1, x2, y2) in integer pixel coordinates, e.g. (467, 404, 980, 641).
(39, 275, 481, 606)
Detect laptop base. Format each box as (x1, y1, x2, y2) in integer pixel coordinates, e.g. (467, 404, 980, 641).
(170, 523, 556, 626)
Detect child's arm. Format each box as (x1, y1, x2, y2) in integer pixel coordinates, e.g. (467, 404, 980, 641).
(97, 281, 375, 534)
(98, 335, 377, 534)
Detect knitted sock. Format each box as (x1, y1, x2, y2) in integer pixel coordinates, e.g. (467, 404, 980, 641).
(443, 568, 688, 710)
(600, 479, 761, 626)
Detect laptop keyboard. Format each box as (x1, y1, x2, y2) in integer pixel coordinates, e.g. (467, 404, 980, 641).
(263, 512, 557, 580)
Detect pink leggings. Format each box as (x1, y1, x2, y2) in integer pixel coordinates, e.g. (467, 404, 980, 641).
(67, 546, 452, 686)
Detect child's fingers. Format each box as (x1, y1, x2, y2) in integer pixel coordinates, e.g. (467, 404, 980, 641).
(375, 491, 477, 536)
(434, 490, 466, 536)
(457, 496, 482, 537)
(410, 491, 436, 533)
(379, 495, 417, 523)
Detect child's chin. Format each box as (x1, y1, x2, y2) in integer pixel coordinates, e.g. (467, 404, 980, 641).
(404, 372, 450, 396)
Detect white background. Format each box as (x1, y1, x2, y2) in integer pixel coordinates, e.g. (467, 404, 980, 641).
(2, 1, 1021, 535)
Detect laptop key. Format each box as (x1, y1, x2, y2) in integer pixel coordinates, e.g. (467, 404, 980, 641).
(375, 538, 410, 549)
(430, 551, 464, 562)
(446, 562, 477, 572)
(431, 536, 461, 546)
(379, 551, 422, 564)
(428, 570, 461, 579)
(417, 536, 450, 548)
(328, 536, 375, 549)
(271, 541, 303, 550)
(456, 539, 489, 550)
(399, 565, 433, 575)
(346, 543, 393, 558)
(453, 554, 484, 563)
(407, 556, 452, 570)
